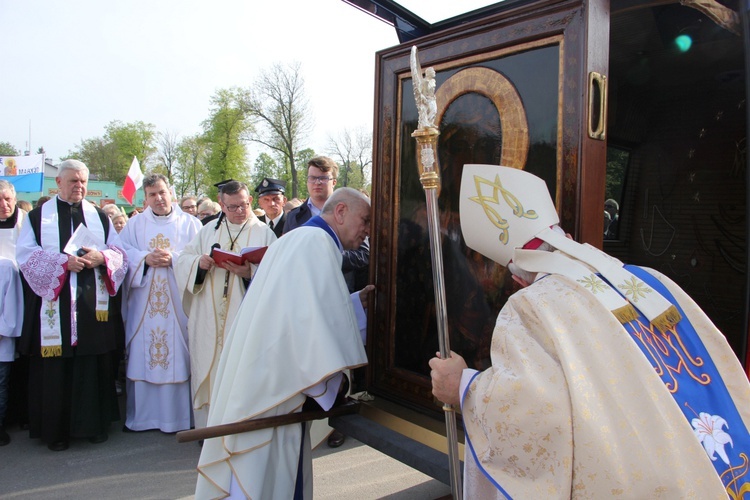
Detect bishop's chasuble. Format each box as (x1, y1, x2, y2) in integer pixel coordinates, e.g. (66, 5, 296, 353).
(460, 263, 750, 499)
(174, 214, 277, 428)
(120, 204, 201, 432)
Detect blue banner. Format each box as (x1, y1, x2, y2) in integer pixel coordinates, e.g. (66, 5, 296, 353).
(0, 154, 44, 192)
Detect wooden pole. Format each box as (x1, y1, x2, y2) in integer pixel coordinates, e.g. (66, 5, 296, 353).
(176, 400, 360, 443)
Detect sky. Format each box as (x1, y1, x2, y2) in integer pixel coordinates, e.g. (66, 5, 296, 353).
(0, 0, 405, 165)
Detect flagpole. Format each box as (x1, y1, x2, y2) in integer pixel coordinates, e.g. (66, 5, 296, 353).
(410, 47, 463, 500)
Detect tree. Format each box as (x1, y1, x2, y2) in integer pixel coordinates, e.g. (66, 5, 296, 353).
(155, 130, 180, 183)
(202, 88, 254, 197)
(105, 120, 157, 180)
(293, 148, 317, 201)
(326, 126, 373, 191)
(174, 134, 209, 198)
(0, 142, 20, 156)
(67, 120, 156, 182)
(250, 153, 284, 197)
(249, 62, 312, 199)
(66, 136, 119, 179)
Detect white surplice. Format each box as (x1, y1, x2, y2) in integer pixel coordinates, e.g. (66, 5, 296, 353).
(174, 215, 277, 428)
(195, 224, 368, 500)
(0, 259, 22, 362)
(120, 204, 201, 432)
(0, 209, 24, 362)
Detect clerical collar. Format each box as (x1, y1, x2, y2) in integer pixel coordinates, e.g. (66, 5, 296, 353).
(0, 206, 18, 228)
(57, 196, 82, 208)
(154, 208, 173, 217)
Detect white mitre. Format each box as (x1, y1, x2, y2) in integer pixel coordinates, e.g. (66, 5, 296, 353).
(459, 164, 681, 333)
(459, 164, 558, 267)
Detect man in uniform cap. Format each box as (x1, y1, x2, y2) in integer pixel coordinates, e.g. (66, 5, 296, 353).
(430, 164, 750, 499)
(255, 177, 287, 238)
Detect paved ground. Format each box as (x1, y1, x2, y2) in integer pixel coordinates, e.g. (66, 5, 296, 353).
(0, 410, 451, 499)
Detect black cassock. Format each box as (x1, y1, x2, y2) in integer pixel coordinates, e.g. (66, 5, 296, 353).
(18, 198, 122, 445)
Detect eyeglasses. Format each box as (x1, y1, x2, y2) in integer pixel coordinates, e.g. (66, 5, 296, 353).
(307, 175, 333, 184)
(225, 202, 251, 212)
(198, 212, 212, 218)
(182, 204, 197, 210)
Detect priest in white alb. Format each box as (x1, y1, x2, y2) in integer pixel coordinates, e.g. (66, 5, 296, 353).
(195, 187, 373, 500)
(175, 180, 276, 429)
(120, 174, 201, 433)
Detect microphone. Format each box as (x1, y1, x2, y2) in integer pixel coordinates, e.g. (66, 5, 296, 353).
(209, 243, 220, 258)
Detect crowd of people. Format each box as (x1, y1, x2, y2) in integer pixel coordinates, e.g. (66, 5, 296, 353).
(3, 157, 750, 499)
(0, 156, 370, 465)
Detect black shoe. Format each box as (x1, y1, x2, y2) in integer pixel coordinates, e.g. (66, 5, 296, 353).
(327, 430, 346, 448)
(0, 427, 9, 446)
(122, 425, 135, 433)
(48, 440, 69, 451)
(89, 433, 108, 444)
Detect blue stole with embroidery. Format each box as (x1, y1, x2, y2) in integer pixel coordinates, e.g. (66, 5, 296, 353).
(622, 265, 750, 498)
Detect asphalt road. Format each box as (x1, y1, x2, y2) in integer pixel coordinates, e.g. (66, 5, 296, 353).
(0, 408, 451, 499)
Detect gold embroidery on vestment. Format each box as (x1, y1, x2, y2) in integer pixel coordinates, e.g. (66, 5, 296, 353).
(628, 318, 709, 393)
(148, 327, 170, 369)
(617, 276, 652, 303)
(149, 233, 171, 250)
(147, 275, 170, 318)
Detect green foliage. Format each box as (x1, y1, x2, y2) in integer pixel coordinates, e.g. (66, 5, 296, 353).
(173, 134, 210, 198)
(293, 148, 316, 200)
(250, 153, 284, 202)
(67, 120, 156, 182)
(0, 141, 20, 156)
(202, 88, 254, 197)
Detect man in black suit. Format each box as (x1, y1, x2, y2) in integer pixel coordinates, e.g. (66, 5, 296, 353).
(255, 178, 287, 238)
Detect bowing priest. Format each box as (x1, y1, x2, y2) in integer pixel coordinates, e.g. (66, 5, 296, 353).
(196, 187, 374, 500)
(120, 174, 201, 433)
(175, 180, 276, 429)
(16, 160, 128, 451)
(429, 164, 750, 499)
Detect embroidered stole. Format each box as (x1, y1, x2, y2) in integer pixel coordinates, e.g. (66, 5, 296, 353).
(38, 198, 109, 357)
(519, 249, 750, 496)
(622, 266, 750, 498)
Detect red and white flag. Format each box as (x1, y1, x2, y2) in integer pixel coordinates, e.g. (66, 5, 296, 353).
(122, 156, 143, 205)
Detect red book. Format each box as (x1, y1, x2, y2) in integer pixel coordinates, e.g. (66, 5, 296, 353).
(212, 246, 268, 269)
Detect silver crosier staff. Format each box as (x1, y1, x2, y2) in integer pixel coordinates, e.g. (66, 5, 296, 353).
(410, 45, 463, 500)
